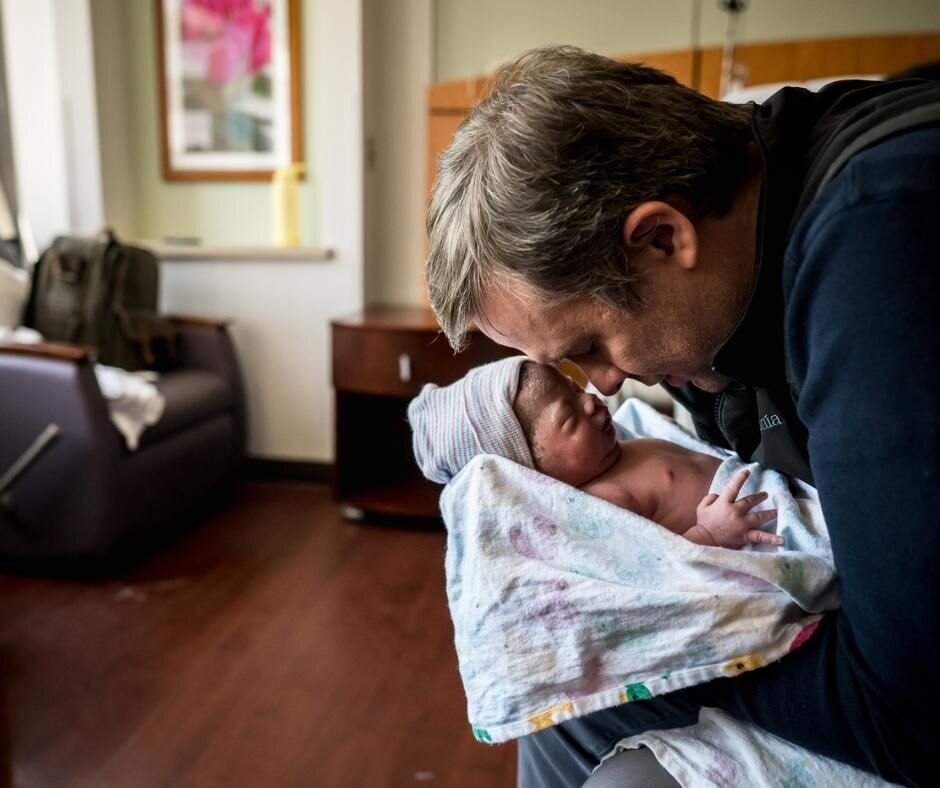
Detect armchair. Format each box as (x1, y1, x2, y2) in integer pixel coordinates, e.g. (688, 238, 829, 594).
(0, 315, 245, 564)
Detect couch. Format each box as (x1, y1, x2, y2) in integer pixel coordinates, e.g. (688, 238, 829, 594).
(0, 315, 245, 565)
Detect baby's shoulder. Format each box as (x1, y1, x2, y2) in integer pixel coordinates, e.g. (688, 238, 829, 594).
(581, 465, 642, 513)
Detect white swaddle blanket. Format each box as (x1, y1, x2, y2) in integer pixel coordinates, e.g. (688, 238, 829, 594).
(441, 399, 838, 744)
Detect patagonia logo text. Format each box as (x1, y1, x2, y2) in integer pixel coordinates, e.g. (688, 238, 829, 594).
(759, 413, 784, 431)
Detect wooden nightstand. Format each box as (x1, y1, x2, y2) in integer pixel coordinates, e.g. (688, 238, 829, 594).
(331, 306, 515, 521)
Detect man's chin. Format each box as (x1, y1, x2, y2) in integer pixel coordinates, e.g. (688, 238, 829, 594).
(688, 371, 732, 393)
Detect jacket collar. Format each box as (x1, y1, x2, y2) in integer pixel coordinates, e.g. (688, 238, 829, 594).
(709, 87, 820, 387)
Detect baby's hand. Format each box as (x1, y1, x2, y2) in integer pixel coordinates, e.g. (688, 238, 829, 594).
(694, 469, 782, 549)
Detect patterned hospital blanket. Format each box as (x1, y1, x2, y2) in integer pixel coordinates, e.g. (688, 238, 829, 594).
(440, 399, 838, 744)
(602, 707, 901, 788)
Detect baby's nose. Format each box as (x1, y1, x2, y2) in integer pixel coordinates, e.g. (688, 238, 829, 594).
(581, 394, 600, 415)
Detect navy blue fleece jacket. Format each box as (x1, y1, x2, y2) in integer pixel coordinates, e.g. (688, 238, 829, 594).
(690, 125, 940, 787)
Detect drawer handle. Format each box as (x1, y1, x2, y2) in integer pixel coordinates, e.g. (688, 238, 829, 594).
(398, 353, 412, 382)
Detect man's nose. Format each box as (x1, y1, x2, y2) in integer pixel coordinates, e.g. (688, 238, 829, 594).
(573, 359, 626, 397)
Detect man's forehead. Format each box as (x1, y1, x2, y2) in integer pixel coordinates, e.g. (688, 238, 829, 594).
(477, 281, 582, 358)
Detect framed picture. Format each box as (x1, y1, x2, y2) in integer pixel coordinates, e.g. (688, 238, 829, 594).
(154, 0, 302, 181)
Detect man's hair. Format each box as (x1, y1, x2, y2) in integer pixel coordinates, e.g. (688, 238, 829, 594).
(426, 45, 753, 350)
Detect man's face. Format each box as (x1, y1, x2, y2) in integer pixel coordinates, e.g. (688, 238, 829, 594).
(477, 279, 731, 397)
(517, 364, 620, 487)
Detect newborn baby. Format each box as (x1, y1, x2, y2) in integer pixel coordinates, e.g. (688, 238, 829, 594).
(408, 356, 781, 548)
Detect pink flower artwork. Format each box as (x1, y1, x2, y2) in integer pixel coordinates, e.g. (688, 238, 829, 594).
(163, 0, 296, 171)
(182, 0, 272, 84)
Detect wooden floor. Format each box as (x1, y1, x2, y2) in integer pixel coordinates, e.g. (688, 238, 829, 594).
(0, 484, 517, 788)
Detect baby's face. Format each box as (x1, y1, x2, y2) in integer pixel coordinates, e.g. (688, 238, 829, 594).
(516, 364, 621, 486)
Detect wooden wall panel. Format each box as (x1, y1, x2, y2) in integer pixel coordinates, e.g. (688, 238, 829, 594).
(428, 32, 940, 195)
(427, 112, 468, 195)
(698, 32, 940, 97)
(427, 77, 490, 112)
(614, 48, 697, 87)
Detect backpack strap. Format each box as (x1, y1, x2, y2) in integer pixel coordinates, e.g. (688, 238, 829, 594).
(815, 101, 940, 196)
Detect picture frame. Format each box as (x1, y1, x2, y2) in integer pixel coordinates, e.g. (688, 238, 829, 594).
(154, 0, 302, 181)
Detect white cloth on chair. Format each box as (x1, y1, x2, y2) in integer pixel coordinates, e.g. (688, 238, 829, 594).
(93, 365, 165, 451)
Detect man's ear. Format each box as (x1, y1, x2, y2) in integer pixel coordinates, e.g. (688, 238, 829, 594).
(623, 201, 697, 270)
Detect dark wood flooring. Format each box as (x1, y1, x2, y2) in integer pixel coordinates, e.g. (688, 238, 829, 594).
(0, 484, 517, 787)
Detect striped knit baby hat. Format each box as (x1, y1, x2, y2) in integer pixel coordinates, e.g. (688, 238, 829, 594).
(407, 356, 535, 484)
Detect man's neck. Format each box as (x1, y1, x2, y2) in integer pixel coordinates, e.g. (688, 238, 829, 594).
(690, 143, 765, 392)
(714, 143, 764, 293)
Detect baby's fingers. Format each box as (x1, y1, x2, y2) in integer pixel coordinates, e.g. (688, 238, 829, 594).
(747, 508, 778, 524)
(698, 493, 719, 509)
(735, 491, 769, 511)
(721, 469, 751, 501)
(747, 529, 784, 546)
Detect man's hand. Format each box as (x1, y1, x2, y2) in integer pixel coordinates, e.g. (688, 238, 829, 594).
(691, 469, 782, 549)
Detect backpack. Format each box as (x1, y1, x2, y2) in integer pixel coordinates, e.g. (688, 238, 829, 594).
(24, 230, 177, 371)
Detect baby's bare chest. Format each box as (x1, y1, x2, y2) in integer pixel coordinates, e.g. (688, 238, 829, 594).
(599, 440, 721, 526)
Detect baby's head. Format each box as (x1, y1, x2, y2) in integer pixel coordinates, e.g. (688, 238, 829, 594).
(408, 357, 620, 485)
(514, 361, 621, 486)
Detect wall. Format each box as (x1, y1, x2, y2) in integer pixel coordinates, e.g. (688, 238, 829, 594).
(1, 0, 72, 250)
(434, 0, 940, 81)
(54, 0, 105, 237)
(362, 0, 432, 308)
(108, 0, 319, 247)
(435, 0, 696, 81)
(90, 0, 365, 462)
(91, 0, 135, 239)
(157, 0, 365, 462)
(695, 0, 940, 47)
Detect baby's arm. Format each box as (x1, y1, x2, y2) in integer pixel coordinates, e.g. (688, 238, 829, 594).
(684, 469, 782, 548)
(585, 469, 780, 549)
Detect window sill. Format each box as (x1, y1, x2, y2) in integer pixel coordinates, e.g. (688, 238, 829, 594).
(140, 242, 335, 263)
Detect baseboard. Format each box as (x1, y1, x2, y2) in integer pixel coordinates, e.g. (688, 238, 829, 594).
(241, 458, 333, 485)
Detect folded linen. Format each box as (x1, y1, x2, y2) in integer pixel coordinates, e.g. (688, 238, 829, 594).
(93, 365, 165, 450)
(441, 399, 837, 744)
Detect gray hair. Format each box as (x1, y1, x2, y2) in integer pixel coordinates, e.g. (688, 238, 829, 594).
(426, 45, 753, 351)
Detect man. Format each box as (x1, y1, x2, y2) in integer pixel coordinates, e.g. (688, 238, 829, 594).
(426, 46, 940, 787)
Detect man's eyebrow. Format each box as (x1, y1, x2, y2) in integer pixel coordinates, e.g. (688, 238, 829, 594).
(552, 339, 586, 364)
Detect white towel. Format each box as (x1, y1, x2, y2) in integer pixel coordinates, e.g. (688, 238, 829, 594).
(93, 365, 165, 450)
(441, 399, 837, 744)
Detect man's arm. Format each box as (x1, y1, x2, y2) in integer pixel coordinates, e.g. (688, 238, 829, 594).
(696, 134, 940, 786)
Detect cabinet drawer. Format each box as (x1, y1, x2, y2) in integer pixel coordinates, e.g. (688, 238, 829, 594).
(332, 324, 513, 396)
